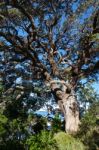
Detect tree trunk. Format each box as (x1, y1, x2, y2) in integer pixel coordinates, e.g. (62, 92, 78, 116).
(50, 80, 80, 134)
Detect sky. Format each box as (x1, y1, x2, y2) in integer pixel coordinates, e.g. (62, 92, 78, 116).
(92, 82, 99, 94)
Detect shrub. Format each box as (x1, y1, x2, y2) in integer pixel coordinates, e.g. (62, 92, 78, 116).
(54, 132, 85, 150)
(26, 130, 57, 150)
(0, 140, 25, 150)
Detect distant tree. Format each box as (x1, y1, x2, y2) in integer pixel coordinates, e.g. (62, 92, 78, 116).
(0, 0, 99, 133)
(77, 83, 99, 116)
(77, 101, 99, 150)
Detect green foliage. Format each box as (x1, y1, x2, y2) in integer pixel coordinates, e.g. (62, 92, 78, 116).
(0, 114, 8, 137)
(78, 83, 99, 104)
(0, 81, 4, 95)
(77, 102, 99, 150)
(54, 132, 85, 150)
(0, 140, 25, 150)
(26, 130, 57, 150)
(91, 33, 99, 41)
(52, 114, 62, 132)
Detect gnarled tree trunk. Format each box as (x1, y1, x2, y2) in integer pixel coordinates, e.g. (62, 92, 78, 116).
(50, 80, 80, 134)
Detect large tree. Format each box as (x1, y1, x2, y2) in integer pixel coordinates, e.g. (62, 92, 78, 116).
(0, 0, 99, 133)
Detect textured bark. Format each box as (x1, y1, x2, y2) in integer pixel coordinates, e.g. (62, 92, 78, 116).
(61, 93, 79, 133)
(51, 80, 80, 134)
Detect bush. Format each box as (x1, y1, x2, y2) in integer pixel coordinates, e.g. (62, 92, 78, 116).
(0, 140, 25, 150)
(54, 132, 85, 150)
(26, 130, 57, 150)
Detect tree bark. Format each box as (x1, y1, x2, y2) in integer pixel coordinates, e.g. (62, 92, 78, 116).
(50, 80, 80, 134)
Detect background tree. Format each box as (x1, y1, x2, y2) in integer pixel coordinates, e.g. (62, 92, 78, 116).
(77, 83, 99, 116)
(77, 101, 99, 150)
(0, 0, 99, 133)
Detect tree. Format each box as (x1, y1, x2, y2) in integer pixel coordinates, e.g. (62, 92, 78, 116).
(77, 101, 99, 150)
(77, 83, 99, 116)
(0, 0, 99, 133)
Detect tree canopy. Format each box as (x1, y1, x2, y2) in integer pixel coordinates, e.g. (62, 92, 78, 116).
(0, 0, 99, 133)
(0, 0, 99, 89)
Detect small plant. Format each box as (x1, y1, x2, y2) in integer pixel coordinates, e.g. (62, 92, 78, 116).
(26, 130, 57, 150)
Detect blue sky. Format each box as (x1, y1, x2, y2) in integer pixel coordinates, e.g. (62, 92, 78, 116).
(92, 82, 99, 94)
